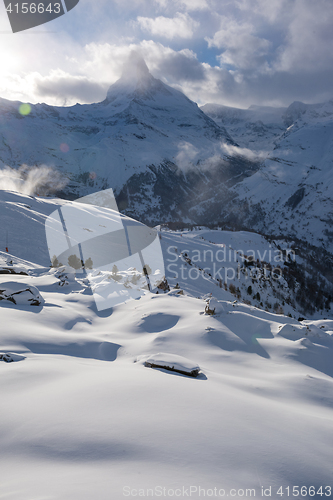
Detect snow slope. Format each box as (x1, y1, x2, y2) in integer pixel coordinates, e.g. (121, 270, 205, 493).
(1, 190, 333, 499)
(1, 189, 331, 317)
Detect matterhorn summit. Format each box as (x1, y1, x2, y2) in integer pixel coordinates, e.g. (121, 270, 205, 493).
(104, 51, 233, 137)
(119, 50, 151, 83)
(106, 51, 159, 101)
(106, 50, 190, 103)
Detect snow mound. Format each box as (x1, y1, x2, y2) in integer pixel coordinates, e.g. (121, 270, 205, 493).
(278, 323, 327, 341)
(278, 324, 307, 341)
(0, 352, 26, 362)
(205, 298, 224, 315)
(144, 352, 201, 377)
(0, 281, 44, 306)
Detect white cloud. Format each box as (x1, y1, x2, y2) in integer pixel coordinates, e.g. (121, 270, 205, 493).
(178, 0, 209, 11)
(174, 141, 268, 173)
(137, 12, 199, 39)
(0, 70, 108, 106)
(0, 165, 67, 195)
(221, 143, 268, 161)
(273, 0, 333, 73)
(218, 0, 333, 75)
(206, 17, 271, 70)
(235, 0, 290, 24)
(175, 141, 200, 170)
(153, 0, 208, 10)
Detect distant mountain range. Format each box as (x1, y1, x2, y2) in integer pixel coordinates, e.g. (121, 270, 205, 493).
(202, 100, 333, 253)
(201, 102, 287, 151)
(1, 52, 333, 255)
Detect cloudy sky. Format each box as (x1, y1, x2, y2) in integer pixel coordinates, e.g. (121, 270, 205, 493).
(1, 0, 333, 109)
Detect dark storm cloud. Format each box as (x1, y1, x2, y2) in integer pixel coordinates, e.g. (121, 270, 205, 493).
(35, 73, 108, 104)
(156, 52, 205, 82)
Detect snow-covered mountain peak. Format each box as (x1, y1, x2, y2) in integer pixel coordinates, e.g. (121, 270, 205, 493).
(282, 101, 309, 127)
(121, 51, 150, 82)
(105, 52, 174, 105)
(282, 100, 333, 127)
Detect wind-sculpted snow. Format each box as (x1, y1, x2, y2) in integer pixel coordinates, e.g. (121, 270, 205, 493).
(0, 271, 333, 498)
(0, 190, 333, 498)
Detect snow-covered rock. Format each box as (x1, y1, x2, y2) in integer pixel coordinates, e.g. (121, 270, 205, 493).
(0, 267, 29, 275)
(144, 352, 201, 377)
(0, 281, 43, 305)
(0, 352, 26, 362)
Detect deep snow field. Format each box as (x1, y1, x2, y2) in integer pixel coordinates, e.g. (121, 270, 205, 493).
(1, 191, 333, 499)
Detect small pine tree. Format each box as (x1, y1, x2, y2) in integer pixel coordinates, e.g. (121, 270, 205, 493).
(247, 285, 252, 295)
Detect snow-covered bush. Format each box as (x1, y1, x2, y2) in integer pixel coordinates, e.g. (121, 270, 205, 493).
(205, 298, 224, 315)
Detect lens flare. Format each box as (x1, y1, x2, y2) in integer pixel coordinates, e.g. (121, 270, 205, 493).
(60, 143, 70, 153)
(19, 103, 31, 116)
